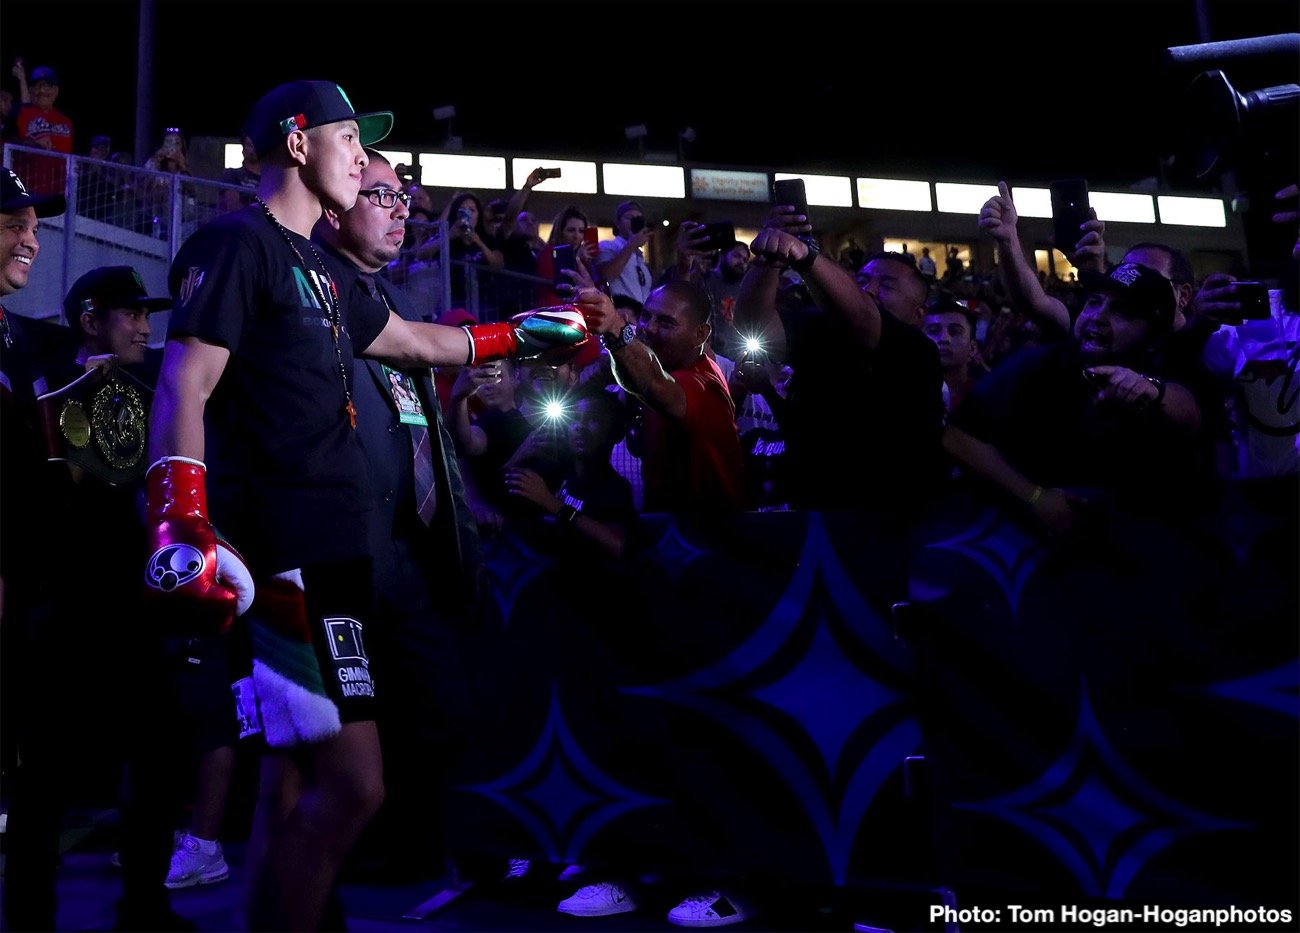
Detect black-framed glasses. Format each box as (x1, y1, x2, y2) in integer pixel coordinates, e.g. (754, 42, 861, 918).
(360, 187, 413, 209)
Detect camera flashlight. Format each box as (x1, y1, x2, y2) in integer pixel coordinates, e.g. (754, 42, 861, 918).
(744, 336, 764, 355)
(544, 399, 567, 421)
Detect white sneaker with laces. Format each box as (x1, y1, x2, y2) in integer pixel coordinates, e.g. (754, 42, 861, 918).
(164, 832, 230, 889)
(667, 890, 749, 928)
(557, 881, 637, 917)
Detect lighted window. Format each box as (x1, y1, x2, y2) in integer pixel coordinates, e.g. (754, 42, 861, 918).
(1036, 248, 1079, 282)
(510, 159, 598, 194)
(375, 150, 414, 172)
(1157, 196, 1227, 227)
(1007, 187, 1053, 219)
(935, 182, 1000, 215)
(603, 163, 686, 199)
(856, 178, 932, 212)
(1091, 191, 1156, 224)
(418, 154, 507, 191)
(774, 173, 852, 207)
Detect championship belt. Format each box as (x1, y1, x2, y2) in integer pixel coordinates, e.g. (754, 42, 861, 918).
(38, 363, 153, 486)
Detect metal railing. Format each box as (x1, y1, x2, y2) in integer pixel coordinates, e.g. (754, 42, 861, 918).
(3, 145, 240, 326)
(4, 144, 549, 331)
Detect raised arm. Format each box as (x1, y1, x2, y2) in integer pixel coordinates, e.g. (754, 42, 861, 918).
(361, 307, 587, 369)
(749, 226, 880, 348)
(595, 227, 652, 283)
(11, 58, 29, 104)
(502, 167, 547, 227)
(574, 287, 687, 421)
(979, 181, 1071, 334)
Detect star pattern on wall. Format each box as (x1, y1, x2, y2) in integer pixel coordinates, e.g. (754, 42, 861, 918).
(459, 685, 668, 864)
(1207, 660, 1300, 719)
(646, 519, 709, 586)
(483, 532, 552, 622)
(924, 506, 1045, 620)
(626, 513, 918, 884)
(956, 683, 1247, 898)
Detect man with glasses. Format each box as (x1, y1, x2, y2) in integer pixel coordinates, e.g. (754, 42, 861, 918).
(313, 150, 484, 880)
(143, 79, 587, 929)
(596, 200, 655, 311)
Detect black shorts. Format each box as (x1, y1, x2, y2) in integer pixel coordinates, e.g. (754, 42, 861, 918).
(167, 633, 240, 754)
(246, 557, 378, 747)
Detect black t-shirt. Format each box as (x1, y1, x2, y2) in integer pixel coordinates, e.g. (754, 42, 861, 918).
(0, 311, 61, 586)
(515, 462, 640, 558)
(782, 306, 947, 514)
(556, 465, 637, 529)
(952, 340, 1209, 514)
(166, 206, 388, 571)
(464, 407, 534, 509)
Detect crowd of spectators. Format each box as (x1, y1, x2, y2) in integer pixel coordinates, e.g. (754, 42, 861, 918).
(2, 55, 1297, 931)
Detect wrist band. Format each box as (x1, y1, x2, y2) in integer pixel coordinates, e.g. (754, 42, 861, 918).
(1142, 374, 1166, 406)
(1027, 485, 1045, 505)
(556, 504, 580, 524)
(789, 238, 820, 273)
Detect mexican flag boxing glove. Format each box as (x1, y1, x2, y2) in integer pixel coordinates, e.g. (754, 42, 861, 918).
(463, 304, 589, 365)
(144, 456, 254, 632)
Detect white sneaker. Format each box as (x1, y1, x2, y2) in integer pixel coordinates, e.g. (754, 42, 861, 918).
(164, 832, 229, 889)
(557, 863, 588, 882)
(667, 891, 749, 928)
(557, 881, 637, 917)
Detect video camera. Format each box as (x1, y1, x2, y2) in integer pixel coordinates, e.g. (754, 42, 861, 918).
(1163, 33, 1299, 281)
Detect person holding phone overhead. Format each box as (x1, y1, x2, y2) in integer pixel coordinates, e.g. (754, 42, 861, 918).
(596, 200, 654, 310)
(533, 206, 596, 305)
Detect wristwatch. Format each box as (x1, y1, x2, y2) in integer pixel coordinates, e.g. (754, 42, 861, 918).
(1141, 374, 1167, 408)
(788, 238, 820, 273)
(601, 323, 636, 351)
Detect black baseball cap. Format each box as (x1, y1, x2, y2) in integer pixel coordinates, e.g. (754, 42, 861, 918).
(1, 167, 65, 217)
(1079, 262, 1177, 331)
(64, 266, 171, 320)
(244, 80, 392, 157)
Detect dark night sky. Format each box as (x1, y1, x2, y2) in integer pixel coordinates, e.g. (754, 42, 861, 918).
(3, 1, 1296, 192)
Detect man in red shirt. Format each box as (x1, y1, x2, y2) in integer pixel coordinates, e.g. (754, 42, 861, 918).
(9, 62, 73, 195)
(577, 280, 745, 512)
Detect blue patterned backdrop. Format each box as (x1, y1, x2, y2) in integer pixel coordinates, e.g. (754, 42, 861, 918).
(438, 477, 1298, 915)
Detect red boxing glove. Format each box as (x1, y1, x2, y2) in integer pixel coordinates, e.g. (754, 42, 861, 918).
(144, 456, 254, 632)
(463, 305, 588, 364)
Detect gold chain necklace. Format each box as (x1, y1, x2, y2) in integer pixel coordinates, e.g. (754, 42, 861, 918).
(256, 197, 357, 429)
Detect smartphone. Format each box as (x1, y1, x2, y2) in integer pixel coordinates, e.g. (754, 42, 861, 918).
(582, 225, 600, 254)
(696, 221, 736, 252)
(457, 207, 474, 228)
(1233, 281, 1271, 319)
(1050, 178, 1091, 253)
(629, 215, 646, 234)
(771, 178, 810, 217)
(538, 167, 563, 180)
(552, 243, 577, 288)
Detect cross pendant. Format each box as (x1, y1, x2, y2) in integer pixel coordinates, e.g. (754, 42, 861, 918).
(345, 399, 357, 429)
